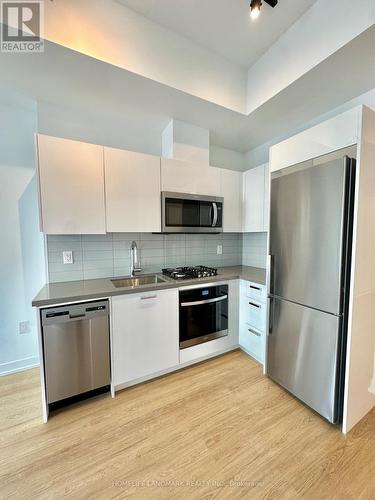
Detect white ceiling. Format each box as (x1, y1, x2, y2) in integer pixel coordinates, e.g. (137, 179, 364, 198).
(116, 0, 318, 68)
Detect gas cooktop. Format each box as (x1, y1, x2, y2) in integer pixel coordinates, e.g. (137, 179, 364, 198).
(162, 266, 218, 280)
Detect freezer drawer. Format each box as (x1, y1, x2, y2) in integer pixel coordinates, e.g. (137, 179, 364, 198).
(42, 301, 110, 405)
(267, 297, 341, 423)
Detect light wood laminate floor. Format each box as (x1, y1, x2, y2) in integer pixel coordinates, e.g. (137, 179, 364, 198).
(1, 350, 374, 499)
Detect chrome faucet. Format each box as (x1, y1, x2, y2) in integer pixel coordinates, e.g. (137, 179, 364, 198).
(130, 241, 142, 276)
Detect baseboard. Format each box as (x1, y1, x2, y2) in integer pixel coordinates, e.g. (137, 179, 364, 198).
(0, 356, 40, 376)
(239, 346, 263, 366)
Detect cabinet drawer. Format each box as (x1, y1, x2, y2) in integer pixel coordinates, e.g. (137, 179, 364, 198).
(246, 282, 266, 302)
(246, 300, 266, 332)
(239, 324, 264, 363)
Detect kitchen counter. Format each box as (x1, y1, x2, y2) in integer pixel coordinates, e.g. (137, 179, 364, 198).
(32, 266, 266, 307)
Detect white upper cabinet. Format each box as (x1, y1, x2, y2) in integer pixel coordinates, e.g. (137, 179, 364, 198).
(243, 164, 267, 233)
(221, 169, 242, 232)
(104, 148, 161, 233)
(161, 157, 221, 196)
(37, 134, 106, 234)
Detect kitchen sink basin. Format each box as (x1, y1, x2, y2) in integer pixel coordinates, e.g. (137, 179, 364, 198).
(111, 275, 167, 288)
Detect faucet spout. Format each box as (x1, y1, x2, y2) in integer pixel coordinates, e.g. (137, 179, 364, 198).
(130, 241, 142, 276)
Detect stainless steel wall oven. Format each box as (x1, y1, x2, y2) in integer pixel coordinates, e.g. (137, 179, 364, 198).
(179, 285, 228, 349)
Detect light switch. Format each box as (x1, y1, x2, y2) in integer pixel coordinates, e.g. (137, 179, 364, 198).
(63, 251, 74, 265)
(217, 245, 223, 255)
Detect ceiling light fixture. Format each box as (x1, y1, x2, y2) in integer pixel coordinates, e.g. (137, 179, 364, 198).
(250, 0, 278, 20)
(250, 0, 262, 19)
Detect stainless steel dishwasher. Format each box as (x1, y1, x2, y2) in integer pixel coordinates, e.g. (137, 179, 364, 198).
(41, 300, 111, 409)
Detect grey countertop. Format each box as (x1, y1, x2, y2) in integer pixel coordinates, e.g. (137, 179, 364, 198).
(32, 266, 267, 308)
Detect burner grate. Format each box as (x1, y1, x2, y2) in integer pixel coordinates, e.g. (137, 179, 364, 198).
(162, 265, 218, 280)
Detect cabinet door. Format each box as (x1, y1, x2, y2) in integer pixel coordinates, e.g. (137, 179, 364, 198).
(105, 148, 161, 233)
(37, 134, 106, 234)
(112, 289, 179, 386)
(242, 165, 265, 233)
(221, 169, 242, 232)
(161, 158, 221, 196)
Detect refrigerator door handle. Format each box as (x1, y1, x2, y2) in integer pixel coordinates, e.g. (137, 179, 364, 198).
(268, 296, 275, 335)
(268, 254, 275, 296)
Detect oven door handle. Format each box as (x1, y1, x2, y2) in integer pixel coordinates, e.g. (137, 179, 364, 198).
(180, 295, 228, 307)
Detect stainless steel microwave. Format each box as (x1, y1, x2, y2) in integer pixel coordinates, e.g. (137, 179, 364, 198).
(161, 192, 223, 233)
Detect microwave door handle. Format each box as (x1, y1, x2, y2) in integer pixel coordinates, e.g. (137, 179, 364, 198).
(212, 202, 218, 227)
(209, 203, 213, 226)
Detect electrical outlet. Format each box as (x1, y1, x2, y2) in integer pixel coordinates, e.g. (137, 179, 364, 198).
(63, 251, 74, 265)
(217, 244, 223, 255)
(19, 321, 30, 335)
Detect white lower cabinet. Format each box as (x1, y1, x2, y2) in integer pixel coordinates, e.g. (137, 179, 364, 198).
(111, 289, 179, 387)
(239, 280, 267, 364)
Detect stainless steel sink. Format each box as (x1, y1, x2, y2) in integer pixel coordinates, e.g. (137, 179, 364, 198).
(111, 274, 167, 288)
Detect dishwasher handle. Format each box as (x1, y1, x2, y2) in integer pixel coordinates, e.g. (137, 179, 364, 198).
(69, 312, 86, 319)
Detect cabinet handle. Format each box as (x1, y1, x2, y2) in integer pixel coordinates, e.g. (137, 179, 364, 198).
(249, 285, 261, 291)
(248, 327, 261, 337)
(140, 295, 157, 300)
(249, 302, 261, 309)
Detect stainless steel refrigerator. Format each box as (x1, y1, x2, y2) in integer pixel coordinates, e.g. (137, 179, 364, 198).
(266, 147, 356, 424)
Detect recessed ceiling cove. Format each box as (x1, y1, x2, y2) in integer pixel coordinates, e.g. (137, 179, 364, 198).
(116, 0, 318, 68)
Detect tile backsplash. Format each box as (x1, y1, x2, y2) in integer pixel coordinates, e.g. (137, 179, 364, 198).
(47, 233, 243, 283)
(242, 232, 268, 269)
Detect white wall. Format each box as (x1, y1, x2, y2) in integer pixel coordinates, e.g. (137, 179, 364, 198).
(38, 101, 250, 173)
(0, 102, 46, 376)
(210, 145, 246, 171)
(162, 120, 210, 165)
(245, 86, 375, 169)
(41, 0, 247, 114)
(37, 101, 162, 156)
(343, 106, 375, 432)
